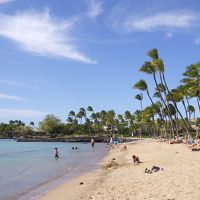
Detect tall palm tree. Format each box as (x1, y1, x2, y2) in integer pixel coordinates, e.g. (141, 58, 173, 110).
(105, 110, 116, 136)
(145, 49, 178, 135)
(134, 94, 144, 136)
(143, 105, 158, 137)
(80, 107, 86, 118)
(76, 111, 84, 124)
(148, 48, 189, 136)
(135, 94, 143, 115)
(187, 105, 195, 120)
(124, 110, 132, 126)
(87, 106, 95, 133)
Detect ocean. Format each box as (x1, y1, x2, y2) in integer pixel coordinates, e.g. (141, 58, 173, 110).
(0, 139, 107, 200)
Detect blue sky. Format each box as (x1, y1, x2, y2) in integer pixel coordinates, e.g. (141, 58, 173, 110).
(0, 0, 200, 125)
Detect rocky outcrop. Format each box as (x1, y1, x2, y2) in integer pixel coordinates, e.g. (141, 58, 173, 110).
(16, 136, 109, 143)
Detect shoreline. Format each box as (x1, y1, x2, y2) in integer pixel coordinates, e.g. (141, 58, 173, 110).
(38, 139, 200, 200)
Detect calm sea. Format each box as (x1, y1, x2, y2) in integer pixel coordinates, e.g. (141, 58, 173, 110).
(0, 139, 107, 200)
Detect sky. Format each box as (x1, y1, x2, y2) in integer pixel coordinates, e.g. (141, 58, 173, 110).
(0, 0, 200, 125)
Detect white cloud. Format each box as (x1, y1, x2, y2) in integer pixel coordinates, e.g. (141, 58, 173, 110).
(0, 0, 13, 4)
(123, 11, 198, 32)
(0, 10, 96, 64)
(85, 0, 103, 20)
(0, 93, 25, 101)
(0, 108, 46, 118)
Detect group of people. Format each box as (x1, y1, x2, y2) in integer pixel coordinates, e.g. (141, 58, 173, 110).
(72, 147, 79, 150)
(53, 138, 96, 159)
(165, 134, 200, 152)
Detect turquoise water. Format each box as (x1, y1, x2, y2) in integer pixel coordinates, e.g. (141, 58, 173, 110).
(0, 139, 107, 200)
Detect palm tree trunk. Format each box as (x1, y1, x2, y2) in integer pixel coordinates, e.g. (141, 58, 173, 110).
(182, 99, 188, 121)
(146, 90, 164, 121)
(197, 97, 200, 112)
(162, 73, 190, 137)
(140, 99, 144, 137)
(157, 73, 177, 136)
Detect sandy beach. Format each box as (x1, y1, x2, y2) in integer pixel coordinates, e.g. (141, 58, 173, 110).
(38, 140, 200, 200)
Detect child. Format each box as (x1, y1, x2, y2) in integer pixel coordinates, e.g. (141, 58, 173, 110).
(54, 147, 59, 159)
(91, 138, 95, 148)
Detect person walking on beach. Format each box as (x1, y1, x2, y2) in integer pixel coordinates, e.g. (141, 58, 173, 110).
(54, 147, 59, 159)
(91, 138, 95, 148)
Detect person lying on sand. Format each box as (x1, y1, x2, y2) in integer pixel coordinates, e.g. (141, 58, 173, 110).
(188, 136, 200, 149)
(132, 155, 141, 164)
(170, 135, 183, 144)
(191, 146, 200, 151)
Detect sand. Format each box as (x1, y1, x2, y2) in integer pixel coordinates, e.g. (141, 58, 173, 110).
(38, 139, 200, 200)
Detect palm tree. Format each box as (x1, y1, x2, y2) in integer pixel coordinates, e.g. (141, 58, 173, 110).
(143, 105, 158, 137)
(67, 111, 78, 134)
(80, 107, 86, 117)
(87, 105, 96, 124)
(135, 94, 144, 137)
(68, 111, 76, 120)
(100, 110, 107, 129)
(105, 110, 116, 136)
(148, 48, 190, 136)
(144, 49, 178, 136)
(87, 106, 94, 113)
(135, 94, 143, 114)
(67, 116, 73, 123)
(29, 122, 35, 134)
(181, 62, 200, 112)
(167, 88, 190, 138)
(9, 120, 14, 125)
(134, 79, 164, 121)
(117, 114, 123, 123)
(76, 111, 84, 124)
(187, 105, 195, 120)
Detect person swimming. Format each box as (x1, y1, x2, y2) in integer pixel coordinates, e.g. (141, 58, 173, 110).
(72, 147, 79, 150)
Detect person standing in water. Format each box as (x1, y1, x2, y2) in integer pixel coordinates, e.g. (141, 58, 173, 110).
(54, 147, 59, 159)
(91, 138, 95, 148)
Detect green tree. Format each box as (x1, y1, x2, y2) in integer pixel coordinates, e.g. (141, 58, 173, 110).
(39, 114, 63, 137)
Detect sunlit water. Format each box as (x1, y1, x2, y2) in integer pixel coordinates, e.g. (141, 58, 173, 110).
(0, 139, 107, 200)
